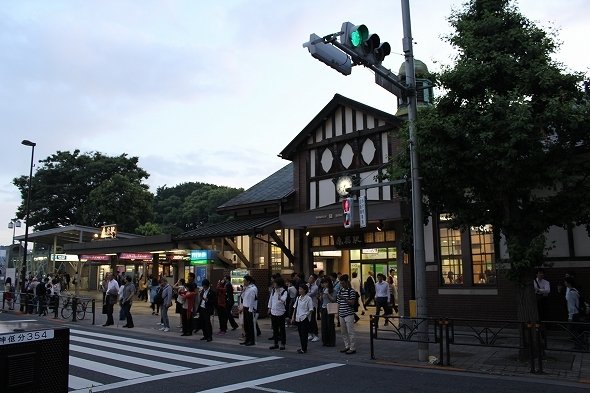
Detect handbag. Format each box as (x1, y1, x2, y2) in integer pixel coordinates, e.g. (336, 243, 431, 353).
(327, 302, 339, 315)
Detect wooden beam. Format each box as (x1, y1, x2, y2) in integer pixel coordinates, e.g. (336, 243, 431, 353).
(224, 237, 251, 268)
(268, 231, 295, 265)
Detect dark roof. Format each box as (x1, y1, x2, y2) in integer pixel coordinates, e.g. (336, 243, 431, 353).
(279, 93, 402, 160)
(14, 225, 142, 246)
(176, 217, 280, 240)
(217, 163, 294, 211)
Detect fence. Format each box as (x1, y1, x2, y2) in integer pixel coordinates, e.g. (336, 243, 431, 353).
(1, 291, 96, 325)
(369, 315, 589, 374)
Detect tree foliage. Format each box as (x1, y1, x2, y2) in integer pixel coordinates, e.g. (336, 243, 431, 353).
(153, 182, 243, 234)
(392, 0, 590, 289)
(13, 150, 154, 233)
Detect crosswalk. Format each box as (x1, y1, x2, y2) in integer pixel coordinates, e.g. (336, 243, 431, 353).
(67, 329, 278, 392)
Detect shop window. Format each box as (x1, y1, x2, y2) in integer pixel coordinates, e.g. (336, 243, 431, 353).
(385, 230, 396, 241)
(350, 249, 361, 260)
(440, 227, 463, 285)
(364, 232, 375, 243)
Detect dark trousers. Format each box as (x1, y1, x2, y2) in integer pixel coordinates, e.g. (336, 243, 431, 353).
(217, 306, 228, 332)
(364, 291, 375, 307)
(181, 310, 192, 335)
(105, 302, 114, 325)
(297, 318, 310, 352)
(243, 309, 255, 344)
(228, 308, 239, 329)
(309, 308, 319, 335)
(375, 297, 392, 315)
(122, 302, 134, 327)
(199, 307, 213, 339)
(320, 308, 336, 346)
(271, 313, 286, 345)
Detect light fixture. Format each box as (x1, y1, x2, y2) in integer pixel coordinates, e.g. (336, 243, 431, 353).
(376, 220, 384, 231)
(305, 230, 310, 236)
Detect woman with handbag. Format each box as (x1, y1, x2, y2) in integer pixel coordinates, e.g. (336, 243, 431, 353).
(320, 278, 337, 347)
(290, 283, 313, 354)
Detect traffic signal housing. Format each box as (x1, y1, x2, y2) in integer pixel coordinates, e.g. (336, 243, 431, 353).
(342, 197, 354, 228)
(340, 22, 391, 66)
(303, 33, 352, 76)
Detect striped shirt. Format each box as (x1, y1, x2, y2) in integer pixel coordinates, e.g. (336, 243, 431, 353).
(337, 287, 356, 317)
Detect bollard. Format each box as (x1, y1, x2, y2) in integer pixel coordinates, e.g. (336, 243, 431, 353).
(72, 297, 78, 322)
(535, 323, 544, 374)
(370, 316, 375, 359)
(92, 299, 96, 325)
(444, 319, 451, 366)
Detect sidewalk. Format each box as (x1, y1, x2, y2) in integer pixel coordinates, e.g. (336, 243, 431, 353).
(3, 289, 589, 385)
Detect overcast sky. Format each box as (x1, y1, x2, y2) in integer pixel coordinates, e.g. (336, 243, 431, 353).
(1, 0, 588, 246)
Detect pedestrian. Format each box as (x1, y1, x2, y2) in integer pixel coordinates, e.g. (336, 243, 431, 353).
(534, 268, 550, 321)
(375, 273, 392, 317)
(387, 274, 399, 314)
(306, 274, 320, 342)
(149, 277, 160, 316)
(337, 274, 357, 355)
(174, 278, 186, 316)
(320, 278, 336, 347)
(268, 277, 288, 350)
(240, 275, 258, 346)
(215, 278, 228, 335)
(223, 275, 240, 331)
(291, 283, 313, 354)
(121, 275, 135, 328)
(198, 279, 216, 342)
(364, 271, 376, 307)
(103, 273, 119, 327)
(159, 278, 173, 332)
(350, 272, 365, 317)
(286, 280, 298, 327)
(4, 277, 14, 310)
(179, 276, 197, 336)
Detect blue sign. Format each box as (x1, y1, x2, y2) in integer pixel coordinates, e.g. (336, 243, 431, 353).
(195, 266, 207, 288)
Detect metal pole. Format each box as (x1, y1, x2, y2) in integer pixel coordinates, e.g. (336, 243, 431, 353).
(20, 140, 36, 293)
(401, 0, 428, 361)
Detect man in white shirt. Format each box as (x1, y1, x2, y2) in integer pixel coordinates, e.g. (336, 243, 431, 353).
(374, 273, 391, 317)
(240, 275, 258, 346)
(103, 273, 119, 327)
(534, 268, 550, 321)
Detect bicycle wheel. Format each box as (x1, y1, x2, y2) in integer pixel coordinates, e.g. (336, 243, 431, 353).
(76, 302, 85, 320)
(61, 301, 72, 319)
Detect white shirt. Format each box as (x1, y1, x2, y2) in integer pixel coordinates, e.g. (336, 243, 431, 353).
(107, 278, 119, 295)
(534, 278, 550, 296)
(375, 281, 390, 298)
(267, 287, 288, 316)
(351, 277, 362, 294)
(242, 284, 258, 313)
(293, 294, 313, 322)
(566, 288, 580, 320)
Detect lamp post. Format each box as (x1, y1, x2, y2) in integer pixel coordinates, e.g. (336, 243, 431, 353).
(8, 219, 21, 244)
(20, 139, 36, 292)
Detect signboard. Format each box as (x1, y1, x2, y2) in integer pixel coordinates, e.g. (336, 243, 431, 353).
(334, 234, 364, 248)
(359, 195, 367, 228)
(190, 250, 215, 265)
(80, 254, 111, 261)
(0, 330, 55, 346)
(119, 252, 152, 260)
(50, 254, 79, 262)
(100, 224, 117, 239)
(195, 266, 207, 288)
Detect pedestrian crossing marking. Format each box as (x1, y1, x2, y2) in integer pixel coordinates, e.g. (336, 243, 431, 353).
(69, 356, 150, 379)
(70, 344, 191, 372)
(70, 336, 224, 366)
(68, 375, 102, 390)
(70, 329, 255, 360)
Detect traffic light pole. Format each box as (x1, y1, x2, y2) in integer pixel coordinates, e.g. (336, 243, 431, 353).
(401, 0, 429, 362)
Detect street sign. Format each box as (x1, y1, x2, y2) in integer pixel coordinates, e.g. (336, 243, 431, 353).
(359, 195, 367, 228)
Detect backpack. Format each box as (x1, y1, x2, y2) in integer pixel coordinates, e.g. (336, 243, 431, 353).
(154, 287, 163, 305)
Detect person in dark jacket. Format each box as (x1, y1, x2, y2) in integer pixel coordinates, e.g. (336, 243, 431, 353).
(198, 279, 216, 342)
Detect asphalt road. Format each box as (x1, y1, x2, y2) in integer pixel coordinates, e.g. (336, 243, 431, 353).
(1, 312, 589, 393)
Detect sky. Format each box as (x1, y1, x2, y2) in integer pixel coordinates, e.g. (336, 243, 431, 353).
(1, 0, 589, 246)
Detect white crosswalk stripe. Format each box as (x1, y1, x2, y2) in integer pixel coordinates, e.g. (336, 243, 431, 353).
(67, 329, 266, 392)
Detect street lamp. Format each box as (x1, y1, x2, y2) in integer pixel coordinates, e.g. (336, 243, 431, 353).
(20, 139, 36, 292)
(8, 218, 21, 244)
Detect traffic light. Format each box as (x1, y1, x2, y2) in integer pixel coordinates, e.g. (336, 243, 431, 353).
(340, 22, 391, 66)
(303, 33, 352, 76)
(342, 197, 354, 228)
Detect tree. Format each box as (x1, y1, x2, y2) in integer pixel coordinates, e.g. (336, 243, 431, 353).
(392, 0, 590, 322)
(153, 182, 243, 234)
(13, 150, 154, 232)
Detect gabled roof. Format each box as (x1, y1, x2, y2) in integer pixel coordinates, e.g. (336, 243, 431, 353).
(176, 217, 280, 240)
(278, 93, 402, 160)
(217, 163, 294, 212)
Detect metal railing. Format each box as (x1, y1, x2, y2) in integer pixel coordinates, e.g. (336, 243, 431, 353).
(1, 291, 96, 325)
(369, 315, 590, 374)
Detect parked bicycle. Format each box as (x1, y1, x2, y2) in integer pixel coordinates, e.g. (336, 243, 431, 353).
(61, 296, 89, 320)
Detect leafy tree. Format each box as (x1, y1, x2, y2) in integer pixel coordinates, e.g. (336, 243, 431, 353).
(392, 0, 590, 322)
(154, 182, 243, 233)
(13, 150, 153, 233)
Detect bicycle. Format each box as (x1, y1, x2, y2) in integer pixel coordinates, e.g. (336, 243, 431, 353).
(61, 296, 87, 320)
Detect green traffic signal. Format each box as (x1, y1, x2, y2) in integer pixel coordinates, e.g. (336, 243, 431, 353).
(350, 25, 369, 47)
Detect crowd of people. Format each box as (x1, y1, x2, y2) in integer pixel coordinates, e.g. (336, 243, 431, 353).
(2, 272, 74, 315)
(93, 269, 400, 355)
